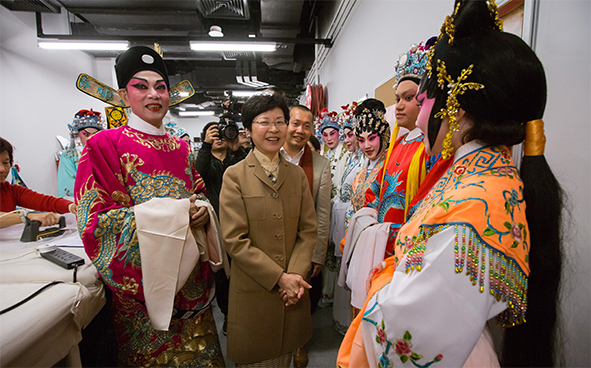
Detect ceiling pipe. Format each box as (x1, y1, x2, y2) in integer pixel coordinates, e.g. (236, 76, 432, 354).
(35, 12, 333, 47)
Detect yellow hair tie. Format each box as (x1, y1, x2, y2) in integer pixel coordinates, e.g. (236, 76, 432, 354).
(523, 119, 546, 156)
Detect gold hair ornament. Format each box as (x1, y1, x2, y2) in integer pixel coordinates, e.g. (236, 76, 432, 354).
(438, 1, 461, 46)
(434, 61, 485, 159)
(425, 46, 435, 78)
(523, 119, 546, 156)
(353, 108, 389, 137)
(487, 0, 504, 31)
(426, 1, 461, 78)
(154, 43, 163, 58)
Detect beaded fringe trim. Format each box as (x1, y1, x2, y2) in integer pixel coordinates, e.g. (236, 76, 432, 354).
(404, 224, 527, 327)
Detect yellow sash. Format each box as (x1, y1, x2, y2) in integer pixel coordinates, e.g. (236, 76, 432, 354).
(381, 126, 427, 219)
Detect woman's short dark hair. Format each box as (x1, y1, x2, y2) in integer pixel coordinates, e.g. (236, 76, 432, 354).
(241, 92, 290, 131)
(308, 135, 321, 151)
(0, 137, 14, 166)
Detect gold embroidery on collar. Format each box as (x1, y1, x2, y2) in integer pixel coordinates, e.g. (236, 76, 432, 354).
(123, 127, 181, 152)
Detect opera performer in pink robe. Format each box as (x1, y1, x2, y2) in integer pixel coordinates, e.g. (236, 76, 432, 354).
(75, 46, 225, 367)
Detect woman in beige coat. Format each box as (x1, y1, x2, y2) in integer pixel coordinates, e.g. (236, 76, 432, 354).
(219, 92, 318, 367)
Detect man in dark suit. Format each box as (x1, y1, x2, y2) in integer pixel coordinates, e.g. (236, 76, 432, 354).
(281, 105, 332, 368)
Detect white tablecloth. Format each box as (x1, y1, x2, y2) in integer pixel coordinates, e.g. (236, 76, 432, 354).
(0, 213, 105, 367)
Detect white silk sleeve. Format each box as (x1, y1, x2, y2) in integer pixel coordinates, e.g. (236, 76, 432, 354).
(361, 226, 507, 367)
(135, 197, 199, 331)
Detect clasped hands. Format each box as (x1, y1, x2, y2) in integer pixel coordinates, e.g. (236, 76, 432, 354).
(188, 194, 210, 229)
(278, 272, 311, 307)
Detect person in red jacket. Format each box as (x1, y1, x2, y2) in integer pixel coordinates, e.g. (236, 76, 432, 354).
(0, 137, 75, 228)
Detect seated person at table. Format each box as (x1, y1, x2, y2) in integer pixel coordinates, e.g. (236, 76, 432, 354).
(0, 137, 75, 228)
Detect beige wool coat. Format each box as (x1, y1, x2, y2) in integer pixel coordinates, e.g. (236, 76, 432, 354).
(219, 152, 318, 364)
(310, 151, 332, 265)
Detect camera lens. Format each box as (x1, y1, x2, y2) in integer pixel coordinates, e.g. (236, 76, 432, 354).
(223, 124, 239, 140)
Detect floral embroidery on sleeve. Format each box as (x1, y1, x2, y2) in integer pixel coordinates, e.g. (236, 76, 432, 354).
(366, 318, 443, 368)
(394, 330, 442, 367)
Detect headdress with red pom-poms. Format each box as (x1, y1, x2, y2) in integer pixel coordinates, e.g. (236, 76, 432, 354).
(339, 102, 359, 131)
(317, 108, 340, 133)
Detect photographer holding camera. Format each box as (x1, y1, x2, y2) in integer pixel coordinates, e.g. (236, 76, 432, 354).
(194, 104, 249, 335)
(195, 120, 247, 216)
(195, 95, 250, 216)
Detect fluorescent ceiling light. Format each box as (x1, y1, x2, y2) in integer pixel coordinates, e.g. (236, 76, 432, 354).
(38, 39, 129, 50)
(182, 102, 215, 109)
(190, 41, 276, 52)
(232, 91, 259, 97)
(250, 76, 269, 87)
(178, 111, 215, 117)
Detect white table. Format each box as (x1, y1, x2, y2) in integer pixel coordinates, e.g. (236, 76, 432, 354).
(0, 213, 105, 367)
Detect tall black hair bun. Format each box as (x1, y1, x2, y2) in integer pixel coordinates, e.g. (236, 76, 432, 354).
(425, 36, 438, 48)
(453, 0, 500, 39)
(355, 98, 386, 116)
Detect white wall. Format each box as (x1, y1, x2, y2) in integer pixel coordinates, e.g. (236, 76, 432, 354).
(0, 7, 217, 192)
(318, 0, 452, 110)
(535, 1, 590, 366)
(318, 0, 589, 366)
(0, 7, 103, 195)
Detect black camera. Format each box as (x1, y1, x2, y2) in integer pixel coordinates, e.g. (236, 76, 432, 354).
(218, 97, 244, 141)
(218, 116, 239, 141)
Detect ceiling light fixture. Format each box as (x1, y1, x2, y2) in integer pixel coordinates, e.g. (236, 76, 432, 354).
(190, 41, 276, 52)
(232, 91, 259, 97)
(38, 39, 129, 50)
(178, 111, 215, 117)
(235, 60, 271, 88)
(208, 26, 224, 38)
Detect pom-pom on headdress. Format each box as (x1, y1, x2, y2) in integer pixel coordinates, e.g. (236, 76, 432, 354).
(67, 109, 105, 149)
(394, 42, 431, 88)
(317, 108, 340, 133)
(68, 109, 104, 137)
(339, 102, 359, 131)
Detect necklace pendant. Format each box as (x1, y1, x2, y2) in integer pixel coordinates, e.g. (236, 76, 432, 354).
(269, 174, 277, 183)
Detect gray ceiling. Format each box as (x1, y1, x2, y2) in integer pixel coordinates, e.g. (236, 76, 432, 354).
(1, 0, 335, 115)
